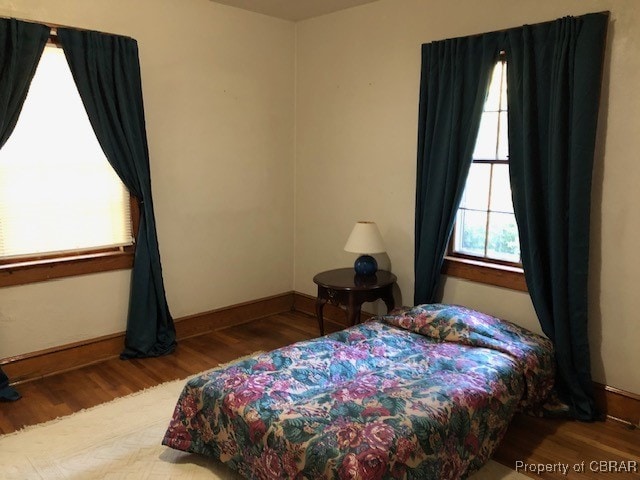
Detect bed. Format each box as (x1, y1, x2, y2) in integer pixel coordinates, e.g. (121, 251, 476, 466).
(162, 304, 555, 479)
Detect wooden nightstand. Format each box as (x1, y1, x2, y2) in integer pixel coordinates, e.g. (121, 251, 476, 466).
(313, 268, 397, 335)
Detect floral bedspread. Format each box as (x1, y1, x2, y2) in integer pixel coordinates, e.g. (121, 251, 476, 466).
(162, 304, 554, 479)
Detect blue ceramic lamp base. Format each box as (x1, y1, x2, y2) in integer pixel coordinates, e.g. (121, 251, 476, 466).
(354, 255, 378, 276)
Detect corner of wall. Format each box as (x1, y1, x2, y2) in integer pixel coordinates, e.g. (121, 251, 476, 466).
(292, 21, 299, 292)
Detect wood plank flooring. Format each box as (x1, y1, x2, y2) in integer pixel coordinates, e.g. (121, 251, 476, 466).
(1, 311, 638, 479)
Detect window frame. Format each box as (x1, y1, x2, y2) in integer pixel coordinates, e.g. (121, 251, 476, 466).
(0, 35, 139, 288)
(0, 196, 139, 288)
(442, 255, 526, 291)
(443, 54, 527, 292)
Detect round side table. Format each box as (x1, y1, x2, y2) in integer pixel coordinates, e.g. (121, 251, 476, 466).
(312, 268, 396, 336)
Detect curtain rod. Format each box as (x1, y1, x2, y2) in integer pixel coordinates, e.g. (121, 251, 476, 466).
(0, 15, 135, 41)
(422, 10, 611, 45)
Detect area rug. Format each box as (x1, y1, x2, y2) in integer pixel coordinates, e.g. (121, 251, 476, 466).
(0, 371, 527, 480)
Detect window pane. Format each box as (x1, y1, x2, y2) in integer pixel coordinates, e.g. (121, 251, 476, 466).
(451, 58, 519, 267)
(489, 164, 514, 213)
(484, 61, 504, 112)
(472, 112, 498, 160)
(0, 46, 132, 259)
(497, 111, 508, 160)
(454, 209, 487, 256)
(460, 163, 490, 210)
(499, 61, 507, 110)
(486, 212, 520, 262)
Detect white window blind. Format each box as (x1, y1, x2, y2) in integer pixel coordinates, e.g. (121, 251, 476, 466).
(0, 46, 132, 260)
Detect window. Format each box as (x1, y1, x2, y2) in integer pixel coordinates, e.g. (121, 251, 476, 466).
(0, 43, 136, 287)
(443, 56, 526, 291)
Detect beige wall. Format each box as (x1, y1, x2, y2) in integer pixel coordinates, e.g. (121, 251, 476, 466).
(294, 0, 640, 395)
(0, 0, 295, 357)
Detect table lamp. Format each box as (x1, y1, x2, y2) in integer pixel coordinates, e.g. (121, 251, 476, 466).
(344, 221, 386, 275)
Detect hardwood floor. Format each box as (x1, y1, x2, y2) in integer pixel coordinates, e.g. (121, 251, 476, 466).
(1, 311, 638, 479)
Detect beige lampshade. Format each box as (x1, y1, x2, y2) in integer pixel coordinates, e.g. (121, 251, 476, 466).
(344, 221, 386, 254)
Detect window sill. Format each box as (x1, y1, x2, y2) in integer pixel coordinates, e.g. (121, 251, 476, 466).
(442, 256, 527, 292)
(0, 250, 134, 288)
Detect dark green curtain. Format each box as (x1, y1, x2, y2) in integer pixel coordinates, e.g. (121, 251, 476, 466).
(414, 33, 501, 304)
(505, 13, 608, 420)
(0, 18, 49, 401)
(57, 28, 176, 359)
(0, 18, 49, 145)
(0, 368, 20, 401)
